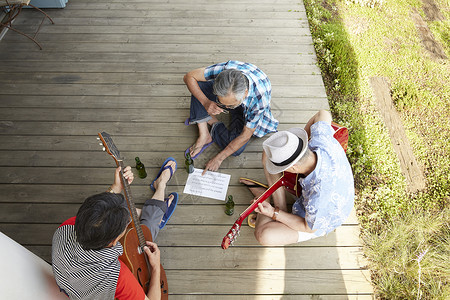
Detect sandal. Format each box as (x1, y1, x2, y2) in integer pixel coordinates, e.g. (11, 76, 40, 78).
(239, 177, 268, 189)
(185, 141, 213, 160)
(247, 213, 257, 228)
(159, 192, 178, 229)
(150, 157, 177, 192)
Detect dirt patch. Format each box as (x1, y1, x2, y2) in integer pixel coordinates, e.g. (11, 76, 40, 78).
(370, 77, 426, 193)
(384, 37, 402, 56)
(343, 16, 369, 36)
(411, 7, 447, 60)
(422, 0, 445, 21)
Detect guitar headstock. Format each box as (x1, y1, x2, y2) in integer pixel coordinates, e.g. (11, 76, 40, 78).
(97, 132, 122, 164)
(221, 223, 240, 249)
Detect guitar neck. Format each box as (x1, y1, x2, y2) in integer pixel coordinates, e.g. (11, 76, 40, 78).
(236, 175, 285, 225)
(221, 174, 287, 249)
(117, 160, 146, 249)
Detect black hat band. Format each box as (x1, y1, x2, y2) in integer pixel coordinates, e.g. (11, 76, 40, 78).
(271, 137, 304, 167)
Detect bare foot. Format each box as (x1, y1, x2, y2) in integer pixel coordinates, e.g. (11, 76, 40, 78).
(154, 160, 176, 190)
(190, 134, 213, 157)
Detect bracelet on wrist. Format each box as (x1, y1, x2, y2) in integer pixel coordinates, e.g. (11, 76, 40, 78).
(272, 206, 280, 221)
(106, 186, 114, 193)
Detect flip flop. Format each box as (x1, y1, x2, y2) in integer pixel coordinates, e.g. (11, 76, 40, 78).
(185, 141, 213, 160)
(247, 213, 257, 228)
(239, 177, 269, 189)
(150, 157, 177, 192)
(184, 118, 190, 126)
(159, 192, 178, 229)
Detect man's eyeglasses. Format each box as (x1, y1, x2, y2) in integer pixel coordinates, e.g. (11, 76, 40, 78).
(214, 99, 241, 110)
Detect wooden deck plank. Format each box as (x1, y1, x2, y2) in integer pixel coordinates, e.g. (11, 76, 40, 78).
(0, 184, 270, 205)
(165, 270, 373, 295)
(22, 245, 367, 271)
(0, 167, 279, 185)
(63, 3, 303, 11)
(0, 73, 325, 86)
(1, 41, 315, 53)
(12, 18, 309, 29)
(0, 83, 327, 98)
(0, 135, 269, 152)
(0, 0, 373, 297)
(0, 203, 359, 225)
(0, 150, 262, 167)
(0, 224, 363, 248)
(71, 0, 303, 3)
(0, 108, 320, 123)
(10, 10, 306, 21)
(0, 122, 315, 136)
(160, 246, 368, 270)
(0, 96, 329, 110)
(0, 55, 320, 67)
(168, 296, 374, 300)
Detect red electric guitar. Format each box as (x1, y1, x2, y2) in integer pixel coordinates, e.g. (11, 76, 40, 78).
(98, 132, 169, 299)
(221, 122, 348, 249)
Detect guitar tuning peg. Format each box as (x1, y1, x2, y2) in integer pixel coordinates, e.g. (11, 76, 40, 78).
(96, 137, 100, 140)
(102, 147, 106, 151)
(99, 143, 103, 146)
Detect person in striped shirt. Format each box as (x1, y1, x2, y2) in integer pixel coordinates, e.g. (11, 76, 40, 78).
(184, 60, 279, 175)
(52, 161, 176, 300)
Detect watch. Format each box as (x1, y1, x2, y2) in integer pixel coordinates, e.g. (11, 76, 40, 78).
(272, 206, 280, 221)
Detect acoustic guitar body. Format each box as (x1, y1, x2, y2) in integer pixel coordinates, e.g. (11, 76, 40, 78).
(119, 224, 168, 299)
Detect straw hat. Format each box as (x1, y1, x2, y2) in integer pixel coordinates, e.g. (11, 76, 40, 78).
(263, 128, 309, 174)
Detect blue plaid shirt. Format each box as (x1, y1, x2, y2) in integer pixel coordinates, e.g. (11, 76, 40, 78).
(204, 61, 279, 138)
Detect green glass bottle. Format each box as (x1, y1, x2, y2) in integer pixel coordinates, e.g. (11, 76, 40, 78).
(135, 157, 147, 179)
(225, 195, 234, 216)
(185, 152, 194, 174)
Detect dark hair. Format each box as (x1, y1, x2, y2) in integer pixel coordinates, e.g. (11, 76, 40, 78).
(75, 192, 130, 250)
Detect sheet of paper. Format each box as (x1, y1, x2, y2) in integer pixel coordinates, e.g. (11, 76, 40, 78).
(183, 168, 231, 201)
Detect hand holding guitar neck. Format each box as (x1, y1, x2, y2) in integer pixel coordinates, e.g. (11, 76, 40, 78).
(221, 173, 298, 249)
(109, 166, 134, 193)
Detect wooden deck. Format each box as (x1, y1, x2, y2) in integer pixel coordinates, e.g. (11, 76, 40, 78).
(0, 0, 373, 298)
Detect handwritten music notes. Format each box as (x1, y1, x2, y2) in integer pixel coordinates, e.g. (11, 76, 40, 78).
(183, 168, 231, 201)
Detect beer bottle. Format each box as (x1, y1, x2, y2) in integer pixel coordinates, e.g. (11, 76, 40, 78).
(225, 195, 234, 216)
(185, 152, 194, 174)
(135, 157, 147, 179)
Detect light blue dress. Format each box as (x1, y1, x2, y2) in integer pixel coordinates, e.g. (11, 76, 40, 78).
(292, 121, 355, 237)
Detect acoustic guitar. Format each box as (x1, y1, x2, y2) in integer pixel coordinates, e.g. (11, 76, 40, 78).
(98, 132, 168, 299)
(221, 122, 348, 249)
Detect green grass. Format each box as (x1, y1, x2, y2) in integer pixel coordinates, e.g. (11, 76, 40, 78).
(302, 0, 450, 298)
(362, 208, 450, 299)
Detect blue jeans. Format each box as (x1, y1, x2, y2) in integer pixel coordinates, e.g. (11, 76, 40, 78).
(189, 81, 249, 156)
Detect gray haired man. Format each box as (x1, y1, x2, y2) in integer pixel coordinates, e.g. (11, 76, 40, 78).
(183, 60, 278, 175)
